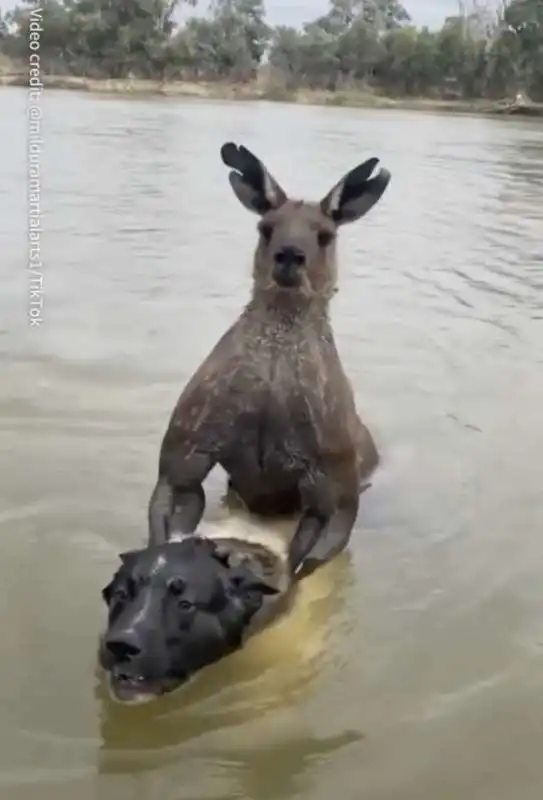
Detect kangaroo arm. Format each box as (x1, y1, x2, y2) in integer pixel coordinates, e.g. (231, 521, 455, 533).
(147, 321, 245, 546)
(289, 468, 360, 580)
(147, 435, 216, 546)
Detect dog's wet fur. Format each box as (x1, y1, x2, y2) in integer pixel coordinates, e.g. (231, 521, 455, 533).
(99, 529, 295, 704)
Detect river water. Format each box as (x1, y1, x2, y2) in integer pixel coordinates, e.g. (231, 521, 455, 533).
(1, 87, 542, 799)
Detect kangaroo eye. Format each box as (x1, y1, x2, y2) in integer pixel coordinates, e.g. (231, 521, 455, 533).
(317, 230, 334, 248)
(259, 223, 273, 243)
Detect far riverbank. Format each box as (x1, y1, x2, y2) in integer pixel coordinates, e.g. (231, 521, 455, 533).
(2, 72, 542, 118)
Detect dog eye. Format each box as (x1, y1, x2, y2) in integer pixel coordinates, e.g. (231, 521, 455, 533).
(259, 223, 273, 243)
(317, 230, 334, 248)
(114, 586, 130, 602)
(169, 578, 186, 597)
(112, 576, 137, 603)
(178, 599, 194, 611)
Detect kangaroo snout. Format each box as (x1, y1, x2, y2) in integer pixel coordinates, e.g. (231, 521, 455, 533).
(272, 245, 306, 287)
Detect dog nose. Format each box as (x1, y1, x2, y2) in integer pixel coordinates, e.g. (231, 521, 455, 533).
(105, 630, 142, 662)
(273, 245, 306, 268)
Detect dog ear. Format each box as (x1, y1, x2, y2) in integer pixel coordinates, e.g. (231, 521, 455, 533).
(247, 579, 280, 595)
(119, 550, 140, 568)
(221, 142, 288, 216)
(211, 543, 249, 570)
(211, 543, 232, 567)
(229, 566, 280, 596)
(320, 158, 391, 225)
(101, 581, 114, 605)
(101, 550, 139, 605)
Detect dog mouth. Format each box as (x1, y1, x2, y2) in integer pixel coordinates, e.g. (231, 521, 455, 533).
(107, 665, 189, 705)
(108, 666, 156, 705)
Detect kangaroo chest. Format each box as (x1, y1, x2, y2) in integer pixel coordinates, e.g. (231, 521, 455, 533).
(221, 329, 333, 496)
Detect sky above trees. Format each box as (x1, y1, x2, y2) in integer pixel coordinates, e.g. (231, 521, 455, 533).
(261, 0, 464, 28)
(0, 0, 481, 29)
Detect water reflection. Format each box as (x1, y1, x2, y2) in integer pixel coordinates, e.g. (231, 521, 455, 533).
(100, 718, 362, 800)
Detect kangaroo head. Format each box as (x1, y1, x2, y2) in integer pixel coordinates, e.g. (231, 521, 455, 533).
(220, 142, 391, 301)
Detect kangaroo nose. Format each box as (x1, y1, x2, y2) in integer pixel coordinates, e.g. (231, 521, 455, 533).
(273, 246, 306, 268)
(105, 630, 142, 662)
(272, 246, 305, 287)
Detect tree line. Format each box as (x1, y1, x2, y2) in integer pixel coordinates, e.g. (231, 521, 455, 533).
(1, 0, 542, 101)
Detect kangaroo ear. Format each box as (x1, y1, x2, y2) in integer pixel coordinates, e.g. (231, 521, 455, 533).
(221, 142, 288, 216)
(320, 158, 391, 225)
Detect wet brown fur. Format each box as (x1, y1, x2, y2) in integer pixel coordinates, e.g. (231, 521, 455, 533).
(161, 287, 376, 515)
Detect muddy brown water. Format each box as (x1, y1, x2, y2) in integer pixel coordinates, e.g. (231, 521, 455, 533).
(1, 87, 542, 799)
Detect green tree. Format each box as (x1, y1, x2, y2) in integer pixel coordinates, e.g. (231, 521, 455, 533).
(171, 0, 269, 80)
(377, 26, 440, 95)
(268, 26, 305, 88)
(1, 0, 542, 102)
(335, 17, 385, 84)
(4, 0, 194, 77)
(503, 0, 543, 99)
(325, 0, 410, 31)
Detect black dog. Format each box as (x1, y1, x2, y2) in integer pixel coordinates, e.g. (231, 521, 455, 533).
(99, 530, 294, 704)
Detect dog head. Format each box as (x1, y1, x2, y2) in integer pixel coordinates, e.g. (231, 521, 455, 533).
(99, 536, 279, 704)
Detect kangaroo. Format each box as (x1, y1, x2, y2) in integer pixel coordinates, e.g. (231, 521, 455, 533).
(148, 142, 391, 581)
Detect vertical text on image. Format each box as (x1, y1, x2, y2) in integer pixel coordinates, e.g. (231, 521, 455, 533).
(27, 6, 44, 327)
